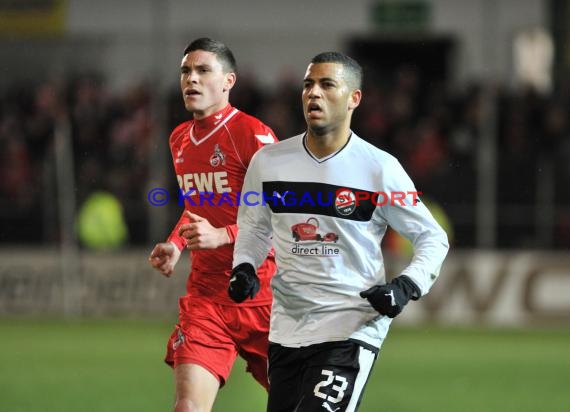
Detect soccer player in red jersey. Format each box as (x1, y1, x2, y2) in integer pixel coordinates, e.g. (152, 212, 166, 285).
(148, 38, 277, 412)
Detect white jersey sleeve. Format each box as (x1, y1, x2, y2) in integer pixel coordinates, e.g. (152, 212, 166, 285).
(375, 157, 449, 296)
(233, 150, 273, 270)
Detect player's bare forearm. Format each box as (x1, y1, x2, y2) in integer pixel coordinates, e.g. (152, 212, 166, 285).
(178, 211, 231, 250)
(184, 226, 231, 250)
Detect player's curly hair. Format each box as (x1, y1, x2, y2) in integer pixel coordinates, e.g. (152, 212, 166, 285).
(310, 52, 363, 90)
(183, 38, 237, 74)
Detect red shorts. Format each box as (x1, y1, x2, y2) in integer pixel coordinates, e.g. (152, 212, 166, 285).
(165, 294, 271, 390)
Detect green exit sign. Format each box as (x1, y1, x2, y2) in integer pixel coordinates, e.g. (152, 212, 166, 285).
(371, 1, 431, 31)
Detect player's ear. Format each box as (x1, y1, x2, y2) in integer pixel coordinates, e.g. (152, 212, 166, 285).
(348, 88, 362, 110)
(223, 72, 237, 92)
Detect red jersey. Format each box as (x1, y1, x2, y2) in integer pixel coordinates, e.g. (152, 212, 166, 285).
(167, 104, 277, 305)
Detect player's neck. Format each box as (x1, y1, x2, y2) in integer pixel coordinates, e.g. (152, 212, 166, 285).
(193, 104, 233, 132)
(305, 128, 351, 159)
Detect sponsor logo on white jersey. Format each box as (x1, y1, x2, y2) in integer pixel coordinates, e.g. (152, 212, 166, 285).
(290, 217, 340, 257)
(335, 189, 356, 216)
(273, 190, 291, 205)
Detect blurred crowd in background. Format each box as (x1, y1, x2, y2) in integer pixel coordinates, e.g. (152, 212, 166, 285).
(1, 65, 569, 249)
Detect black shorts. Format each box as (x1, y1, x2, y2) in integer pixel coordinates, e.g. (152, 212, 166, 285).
(267, 339, 378, 412)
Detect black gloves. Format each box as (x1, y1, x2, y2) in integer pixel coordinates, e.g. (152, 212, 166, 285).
(228, 263, 260, 303)
(360, 275, 420, 318)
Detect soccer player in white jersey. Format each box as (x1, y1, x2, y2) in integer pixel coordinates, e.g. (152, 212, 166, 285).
(228, 52, 449, 411)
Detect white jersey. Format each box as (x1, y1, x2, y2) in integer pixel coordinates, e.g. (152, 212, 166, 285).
(234, 132, 449, 348)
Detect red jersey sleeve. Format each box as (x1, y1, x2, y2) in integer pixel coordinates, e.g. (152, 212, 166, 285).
(167, 211, 190, 251)
(225, 223, 238, 244)
(166, 122, 192, 251)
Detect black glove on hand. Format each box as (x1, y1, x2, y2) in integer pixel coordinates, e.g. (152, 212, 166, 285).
(359, 275, 420, 318)
(228, 263, 260, 303)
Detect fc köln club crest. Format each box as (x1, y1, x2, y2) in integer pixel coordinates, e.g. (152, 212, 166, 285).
(210, 144, 226, 167)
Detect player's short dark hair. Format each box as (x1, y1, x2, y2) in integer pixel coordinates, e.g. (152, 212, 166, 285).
(310, 52, 363, 90)
(183, 38, 237, 73)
